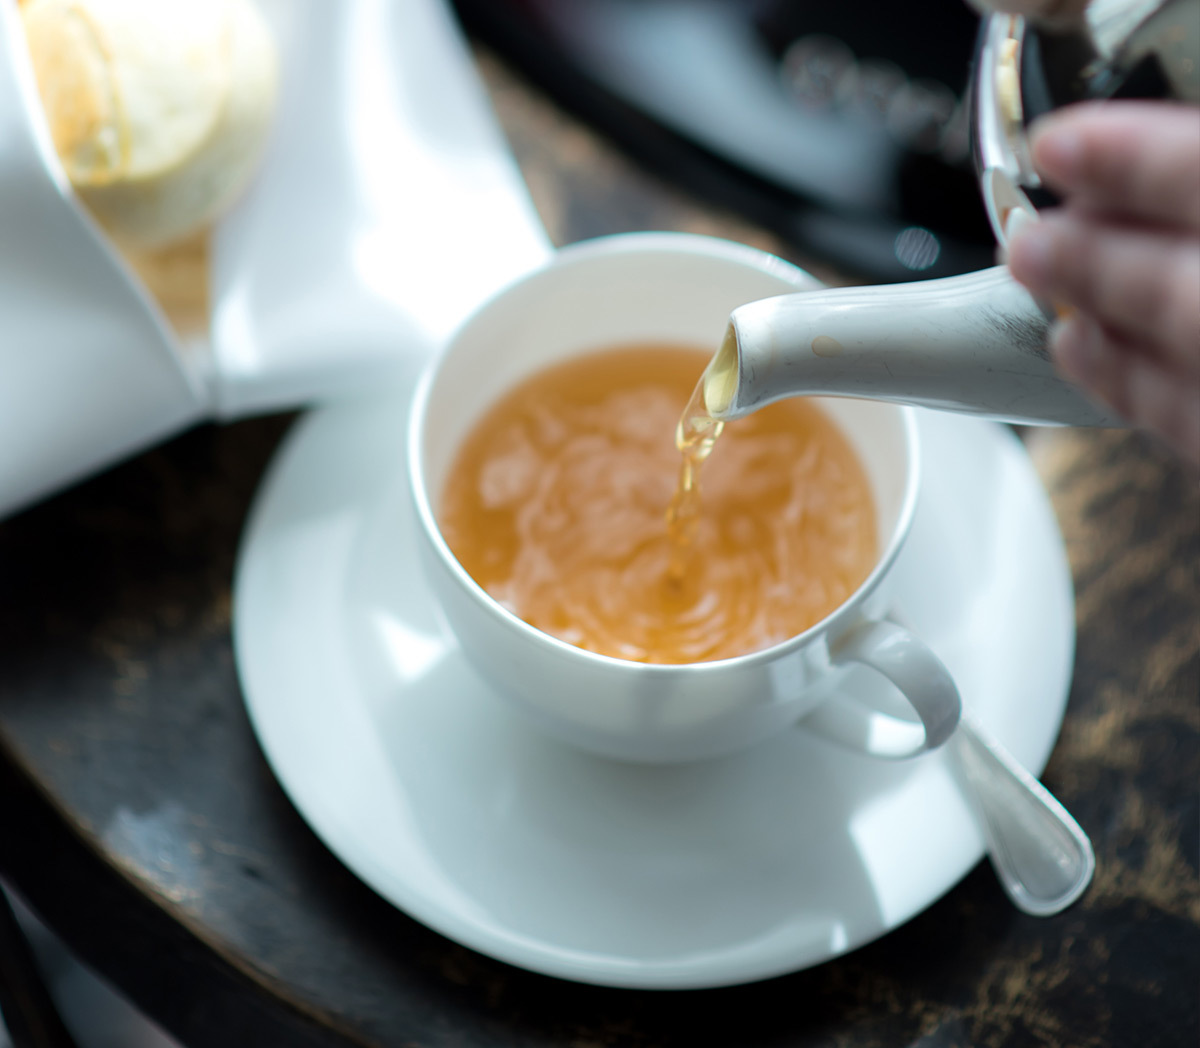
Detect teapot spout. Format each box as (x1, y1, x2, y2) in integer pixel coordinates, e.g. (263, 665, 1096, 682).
(708, 266, 1122, 428)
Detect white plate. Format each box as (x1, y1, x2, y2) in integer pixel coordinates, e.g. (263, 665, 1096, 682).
(233, 398, 1074, 989)
(0, 0, 549, 520)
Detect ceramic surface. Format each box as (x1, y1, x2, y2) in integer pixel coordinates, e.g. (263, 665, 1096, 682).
(233, 396, 1075, 989)
(0, 2, 206, 520)
(209, 0, 551, 417)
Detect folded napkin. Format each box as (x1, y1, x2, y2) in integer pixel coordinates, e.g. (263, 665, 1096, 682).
(0, 0, 551, 520)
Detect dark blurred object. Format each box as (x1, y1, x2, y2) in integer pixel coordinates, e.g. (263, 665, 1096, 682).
(0, 887, 79, 1048)
(972, 0, 1199, 246)
(451, 0, 995, 280)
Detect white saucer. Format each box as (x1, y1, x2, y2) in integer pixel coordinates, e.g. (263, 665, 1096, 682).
(233, 396, 1074, 990)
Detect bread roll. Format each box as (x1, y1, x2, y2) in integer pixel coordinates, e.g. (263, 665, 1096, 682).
(22, 0, 278, 248)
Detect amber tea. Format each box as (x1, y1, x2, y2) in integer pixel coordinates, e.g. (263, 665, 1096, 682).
(439, 344, 878, 664)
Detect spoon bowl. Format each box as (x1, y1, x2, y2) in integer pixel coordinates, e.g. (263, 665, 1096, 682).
(950, 714, 1095, 916)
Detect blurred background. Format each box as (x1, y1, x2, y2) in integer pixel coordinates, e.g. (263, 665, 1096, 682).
(451, 0, 992, 282)
(1, 884, 179, 1048)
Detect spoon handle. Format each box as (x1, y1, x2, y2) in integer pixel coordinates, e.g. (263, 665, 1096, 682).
(949, 718, 1095, 916)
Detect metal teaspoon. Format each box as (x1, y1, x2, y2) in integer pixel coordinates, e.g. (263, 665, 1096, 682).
(949, 715, 1095, 916)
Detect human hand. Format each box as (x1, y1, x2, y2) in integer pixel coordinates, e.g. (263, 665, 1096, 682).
(1006, 102, 1200, 465)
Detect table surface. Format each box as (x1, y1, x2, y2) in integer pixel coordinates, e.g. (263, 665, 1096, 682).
(2, 47, 1198, 1048)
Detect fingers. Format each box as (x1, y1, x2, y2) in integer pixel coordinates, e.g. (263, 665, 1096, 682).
(1015, 101, 1200, 462)
(1008, 210, 1200, 374)
(1029, 103, 1200, 230)
(1053, 315, 1200, 465)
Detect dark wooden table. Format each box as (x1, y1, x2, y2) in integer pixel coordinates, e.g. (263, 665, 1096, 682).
(2, 49, 1198, 1048)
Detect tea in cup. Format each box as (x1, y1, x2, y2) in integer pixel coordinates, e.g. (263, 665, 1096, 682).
(409, 233, 960, 763)
(439, 342, 879, 664)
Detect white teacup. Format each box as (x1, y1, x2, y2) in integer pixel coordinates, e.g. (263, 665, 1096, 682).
(408, 233, 961, 764)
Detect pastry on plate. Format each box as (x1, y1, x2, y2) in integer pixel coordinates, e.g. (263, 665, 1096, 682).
(21, 0, 278, 249)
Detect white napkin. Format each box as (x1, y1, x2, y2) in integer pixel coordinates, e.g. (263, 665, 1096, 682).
(0, 0, 552, 520)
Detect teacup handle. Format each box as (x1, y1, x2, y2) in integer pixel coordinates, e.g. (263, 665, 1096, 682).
(801, 620, 961, 759)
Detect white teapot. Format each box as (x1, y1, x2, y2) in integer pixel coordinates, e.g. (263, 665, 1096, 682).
(705, 0, 1198, 427)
